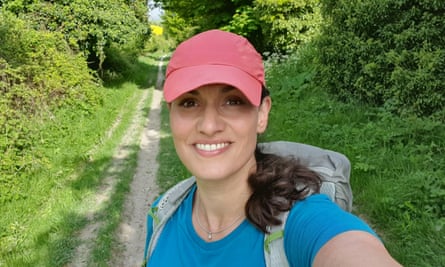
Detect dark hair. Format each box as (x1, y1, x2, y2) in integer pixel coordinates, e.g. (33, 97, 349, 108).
(245, 86, 321, 233)
(245, 149, 321, 233)
(261, 85, 270, 99)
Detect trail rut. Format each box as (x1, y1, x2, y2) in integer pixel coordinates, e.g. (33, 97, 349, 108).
(68, 57, 165, 266)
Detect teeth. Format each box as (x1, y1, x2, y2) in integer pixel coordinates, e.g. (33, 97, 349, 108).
(196, 143, 228, 152)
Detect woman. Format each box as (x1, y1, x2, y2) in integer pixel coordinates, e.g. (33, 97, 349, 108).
(144, 29, 401, 267)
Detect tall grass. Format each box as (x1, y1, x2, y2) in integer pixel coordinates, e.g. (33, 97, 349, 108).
(156, 48, 444, 266)
(0, 54, 159, 266)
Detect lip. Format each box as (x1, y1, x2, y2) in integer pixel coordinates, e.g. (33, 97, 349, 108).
(193, 141, 231, 155)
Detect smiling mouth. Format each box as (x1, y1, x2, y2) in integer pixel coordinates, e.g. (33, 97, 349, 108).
(195, 143, 230, 152)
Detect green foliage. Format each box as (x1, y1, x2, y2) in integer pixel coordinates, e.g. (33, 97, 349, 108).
(161, 11, 199, 45)
(315, 0, 445, 120)
(0, 0, 152, 203)
(155, 34, 445, 266)
(1, 55, 155, 266)
(221, 5, 260, 39)
(0, 11, 103, 203)
(0, 0, 154, 264)
(154, 0, 241, 31)
(145, 32, 177, 54)
(155, 0, 322, 53)
(3, 0, 150, 72)
(254, 0, 322, 53)
(155, 0, 261, 47)
(157, 101, 191, 192)
(262, 49, 445, 266)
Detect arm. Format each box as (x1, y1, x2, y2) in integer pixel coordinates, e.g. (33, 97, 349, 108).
(313, 230, 402, 267)
(284, 195, 402, 267)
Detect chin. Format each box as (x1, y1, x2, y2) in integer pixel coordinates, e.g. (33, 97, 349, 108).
(192, 170, 226, 181)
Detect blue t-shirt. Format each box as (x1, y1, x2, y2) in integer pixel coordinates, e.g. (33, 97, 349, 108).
(144, 186, 376, 267)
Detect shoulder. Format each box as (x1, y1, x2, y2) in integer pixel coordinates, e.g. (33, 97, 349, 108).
(146, 179, 196, 235)
(283, 194, 377, 266)
(148, 179, 197, 221)
(288, 194, 372, 229)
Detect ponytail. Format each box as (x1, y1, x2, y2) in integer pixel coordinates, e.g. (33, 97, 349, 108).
(245, 147, 321, 233)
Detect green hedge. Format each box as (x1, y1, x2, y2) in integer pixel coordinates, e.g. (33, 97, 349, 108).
(0, 12, 103, 203)
(254, 0, 322, 53)
(315, 0, 445, 120)
(2, 0, 150, 72)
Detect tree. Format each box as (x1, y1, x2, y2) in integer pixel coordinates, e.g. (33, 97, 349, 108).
(253, 0, 322, 53)
(2, 0, 151, 71)
(154, 0, 322, 53)
(154, 0, 251, 31)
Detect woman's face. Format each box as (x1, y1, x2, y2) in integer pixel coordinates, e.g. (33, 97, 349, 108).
(169, 84, 271, 182)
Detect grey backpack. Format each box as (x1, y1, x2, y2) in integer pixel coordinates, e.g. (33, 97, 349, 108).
(143, 141, 352, 267)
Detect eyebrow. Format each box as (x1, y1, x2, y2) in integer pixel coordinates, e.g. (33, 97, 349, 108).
(221, 85, 236, 93)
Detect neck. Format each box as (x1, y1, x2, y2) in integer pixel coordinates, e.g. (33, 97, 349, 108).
(195, 176, 250, 218)
(194, 152, 256, 216)
(195, 190, 246, 240)
(193, 178, 250, 240)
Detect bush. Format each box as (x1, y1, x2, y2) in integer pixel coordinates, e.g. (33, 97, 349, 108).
(254, 0, 322, 53)
(3, 0, 150, 72)
(220, 0, 322, 53)
(264, 50, 445, 266)
(315, 0, 445, 120)
(0, 12, 103, 203)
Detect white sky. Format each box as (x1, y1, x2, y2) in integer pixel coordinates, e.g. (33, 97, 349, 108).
(148, 0, 163, 22)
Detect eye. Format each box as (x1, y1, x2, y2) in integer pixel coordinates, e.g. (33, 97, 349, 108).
(178, 98, 199, 108)
(225, 97, 246, 106)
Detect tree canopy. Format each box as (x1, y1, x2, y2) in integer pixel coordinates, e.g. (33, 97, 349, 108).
(154, 0, 321, 53)
(1, 0, 150, 70)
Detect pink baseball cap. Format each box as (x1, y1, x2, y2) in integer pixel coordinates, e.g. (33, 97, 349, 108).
(163, 30, 265, 106)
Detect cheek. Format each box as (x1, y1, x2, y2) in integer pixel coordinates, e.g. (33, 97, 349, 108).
(170, 114, 198, 154)
(233, 114, 260, 136)
(170, 116, 190, 161)
(169, 113, 188, 139)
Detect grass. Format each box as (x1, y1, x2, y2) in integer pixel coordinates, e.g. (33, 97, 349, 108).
(156, 101, 191, 193)
(156, 51, 444, 266)
(264, 53, 445, 266)
(86, 54, 160, 265)
(0, 54, 160, 266)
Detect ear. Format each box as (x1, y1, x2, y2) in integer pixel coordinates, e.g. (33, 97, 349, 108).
(257, 96, 271, 134)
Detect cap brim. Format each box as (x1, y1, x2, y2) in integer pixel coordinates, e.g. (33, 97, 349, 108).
(163, 65, 262, 106)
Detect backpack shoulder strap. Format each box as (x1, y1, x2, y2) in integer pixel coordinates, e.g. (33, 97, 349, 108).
(143, 177, 196, 266)
(264, 212, 290, 267)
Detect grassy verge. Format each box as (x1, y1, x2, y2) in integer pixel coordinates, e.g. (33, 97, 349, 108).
(264, 52, 445, 267)
(156, 52, 444, 266)
(157, 100, 191, 193)
(0, 54, 160, 266)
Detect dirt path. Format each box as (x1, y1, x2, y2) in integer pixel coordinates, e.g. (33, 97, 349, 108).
(68, 58, 164, 267)
(113, 88, 162, 266)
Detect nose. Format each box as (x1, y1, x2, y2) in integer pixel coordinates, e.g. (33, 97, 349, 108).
(197, 105, 225, 136)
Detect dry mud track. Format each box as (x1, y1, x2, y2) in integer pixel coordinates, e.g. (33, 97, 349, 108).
(113, 88, 162, 266)
(68, 82, 163, 266)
